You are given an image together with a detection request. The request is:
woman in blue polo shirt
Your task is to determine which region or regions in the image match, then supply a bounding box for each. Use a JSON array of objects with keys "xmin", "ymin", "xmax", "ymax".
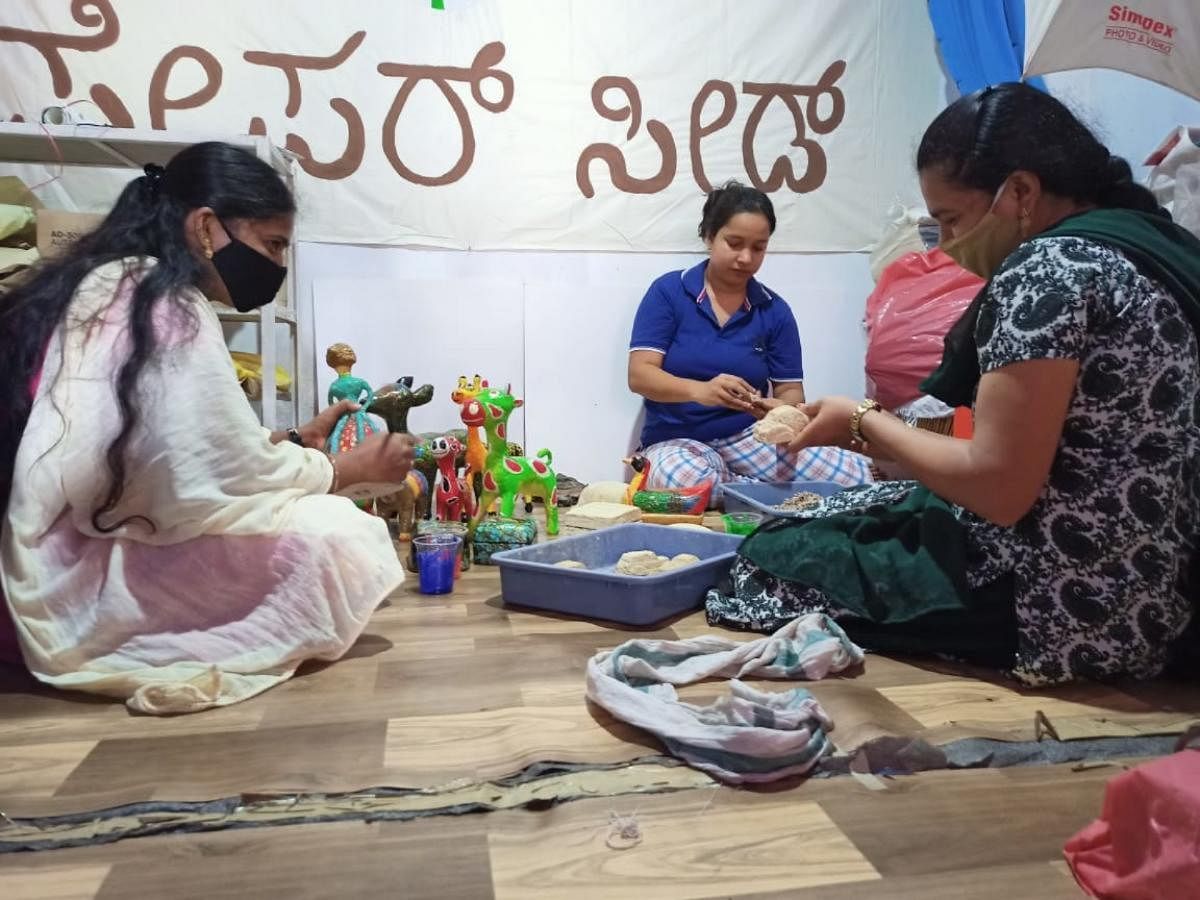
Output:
[{"xmin": 628, "ymin": 181, "xmax": 871, "ymax": 500}]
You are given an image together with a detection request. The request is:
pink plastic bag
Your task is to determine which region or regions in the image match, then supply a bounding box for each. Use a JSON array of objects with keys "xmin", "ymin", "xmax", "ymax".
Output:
[
  {"xmin": 863, "ymin": 248, "xmax": 984, "ymax": 411},
  {"xmin": 1064, "ymin": 747, "xmax": 1200, "ymax": 899}
]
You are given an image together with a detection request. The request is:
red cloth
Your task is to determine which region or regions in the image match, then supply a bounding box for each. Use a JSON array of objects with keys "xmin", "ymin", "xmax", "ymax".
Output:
[
  {"xmin": 1064, "ymin": 749, "xmax": 1200, "ymax": 899},
  {"xmin": 863, "ymin": 248, "xmax": 984, "ymax": 411}
]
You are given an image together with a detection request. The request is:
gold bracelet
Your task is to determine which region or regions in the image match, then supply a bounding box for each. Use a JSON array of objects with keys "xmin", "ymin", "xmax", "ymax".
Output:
[{"xmin": 849, "ymin": 398, "xmax": 882, "ymax": 445}]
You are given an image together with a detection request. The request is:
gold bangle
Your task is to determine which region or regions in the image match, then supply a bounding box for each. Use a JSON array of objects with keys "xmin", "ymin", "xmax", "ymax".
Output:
[{"xmin": 849, "ymin": 399, "xmax": 882, "ymax": 445}]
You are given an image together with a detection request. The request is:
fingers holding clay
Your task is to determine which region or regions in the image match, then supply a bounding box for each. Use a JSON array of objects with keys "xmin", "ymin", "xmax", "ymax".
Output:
[{"xmin": 752, "ymin": 404, "xmax": 811, "ymax": 445}]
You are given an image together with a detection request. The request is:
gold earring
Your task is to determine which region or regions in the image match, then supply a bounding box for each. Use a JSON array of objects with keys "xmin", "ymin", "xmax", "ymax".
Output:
[{"xmin": 204, "ymin": 247, "xmax": 213, "ymax": 260}]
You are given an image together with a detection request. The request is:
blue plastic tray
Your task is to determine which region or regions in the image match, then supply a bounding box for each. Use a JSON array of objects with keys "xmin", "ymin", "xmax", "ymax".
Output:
[
  {"xmin": 491, "ymin": 523, "xmax": 742, "ymax": 626},
  {"xmin": 722, "ymin": 480, "xmax": 845, "ymax": 518}
]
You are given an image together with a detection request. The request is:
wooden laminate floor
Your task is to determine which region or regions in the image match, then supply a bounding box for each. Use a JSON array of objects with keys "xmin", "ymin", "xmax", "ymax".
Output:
[{"xmin": 2, "ymin": 536, "xmax": 1198, "ymax": 898}]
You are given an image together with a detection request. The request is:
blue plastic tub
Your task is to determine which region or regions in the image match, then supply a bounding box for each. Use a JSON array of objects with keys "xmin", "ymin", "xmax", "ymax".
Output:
[
  {"xmin": 491, "ymin": 523, "xmax": 742, "ymax": 626},
  {"xmin": 722, "ymin": 480, "xmax": 845, "ymax": 519}
]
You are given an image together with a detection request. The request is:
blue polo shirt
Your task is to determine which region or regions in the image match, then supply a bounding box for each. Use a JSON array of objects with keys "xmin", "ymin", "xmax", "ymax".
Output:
[{"xmin": 630, "ymin": 260, "xmax": 805, "ymax": 447}]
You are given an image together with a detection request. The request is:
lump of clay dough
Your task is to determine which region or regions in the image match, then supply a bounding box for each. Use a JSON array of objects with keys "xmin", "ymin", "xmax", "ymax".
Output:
[
  {"xmin": 554, "ymin": 560, "xmax": 587, "ymax": 569},
  {"xmin": 659, "ymin": 552, "xmax": 701, "ymax": 572},
  {"xmin": 616, "ymin": 550, "xmax": 668, "ymax": 576},
  {"xmin": 615, "ymin": 550, "xmax": 702, "ymax": 576},
  {"xmin": 752, "ymin": 404, "xmax": 810, "ymax": 445}
]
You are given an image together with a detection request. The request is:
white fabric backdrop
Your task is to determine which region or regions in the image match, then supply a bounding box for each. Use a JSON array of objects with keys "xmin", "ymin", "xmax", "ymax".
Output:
[{"xmin": 0, "ymin": 0, "xmax": 945, "ymax": 251}]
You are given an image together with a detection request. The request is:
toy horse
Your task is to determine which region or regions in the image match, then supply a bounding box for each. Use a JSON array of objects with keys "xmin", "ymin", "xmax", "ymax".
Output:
[
  {"xmin": 368, "ymin": 376, "xmax": 435, "ymax": 435},
  {"xmin": 430, "ymin": 435, "xmax": 473, "ymax": 522},
  {"xmin": 374, "ymin": 470, "xmax": 429, "ymax": 541},
  {"xmin": 366, "ymin": 375, "xmax": 436, "ymax": 520},
  {"xmin": 461, "ymin": 385, "xmax": 559, "ymax": 535}
]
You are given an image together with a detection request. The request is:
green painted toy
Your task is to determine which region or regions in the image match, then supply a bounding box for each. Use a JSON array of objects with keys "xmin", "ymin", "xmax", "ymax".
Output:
[{"xmin": 460, "ymin": 384, "xmax": 559, "ymax": 535}]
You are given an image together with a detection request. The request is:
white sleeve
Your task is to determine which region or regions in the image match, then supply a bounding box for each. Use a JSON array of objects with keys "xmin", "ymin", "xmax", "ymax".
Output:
[{"xmin": 53, "ymin": 287, "xmax": 332, "ymax": 543}]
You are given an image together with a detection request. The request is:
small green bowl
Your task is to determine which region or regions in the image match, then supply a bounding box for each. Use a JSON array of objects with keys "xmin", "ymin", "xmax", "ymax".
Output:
[{"xmin": 723, "ymin": 512, "xmax": 764, "ymax": 536}]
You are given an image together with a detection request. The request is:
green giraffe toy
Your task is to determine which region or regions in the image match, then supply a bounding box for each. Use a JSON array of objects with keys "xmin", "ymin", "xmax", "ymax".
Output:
[{"xmin": 460, "ymin": 384, "xmax": 559, "ymax": 535}]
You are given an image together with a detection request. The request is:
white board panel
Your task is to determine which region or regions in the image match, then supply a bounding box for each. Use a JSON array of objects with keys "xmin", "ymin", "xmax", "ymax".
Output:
[
  {"xmin": 522, "ymin": 281, "xmax": 648, "ymax": 484},
  {"xmin": 312, "ymin": 277, "xmax": 526, "ymax": 444}
]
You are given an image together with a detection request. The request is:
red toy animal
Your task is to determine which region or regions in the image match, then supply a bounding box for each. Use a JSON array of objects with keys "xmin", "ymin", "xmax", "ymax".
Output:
[{"xmin": 430, "ymin": 435, "xmax": 473, "ymax": 522}]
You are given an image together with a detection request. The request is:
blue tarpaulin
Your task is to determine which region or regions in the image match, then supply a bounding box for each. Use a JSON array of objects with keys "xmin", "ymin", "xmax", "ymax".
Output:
[{"xmin": 928, "ymin": 0, "xmax": 1047, "ymax": 95}]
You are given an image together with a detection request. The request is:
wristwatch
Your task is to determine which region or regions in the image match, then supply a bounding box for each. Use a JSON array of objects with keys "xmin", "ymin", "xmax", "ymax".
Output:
[
  {"xmin": 849, "ymin": 398, "xmax": 882, "ymax": 445},
  {"xmin": 286, "ymin": 427, "xmax": 305, "ymax": 447}
]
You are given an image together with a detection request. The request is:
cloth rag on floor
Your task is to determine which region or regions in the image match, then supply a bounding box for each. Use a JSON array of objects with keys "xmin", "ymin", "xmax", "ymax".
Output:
[
  {"xmin": 585, "ymin": 613, "xmax": 864, "ymax": 784},
  {"xmin": 1063, "ymin": 746, "xmax": 1200, "ymax": 899}
]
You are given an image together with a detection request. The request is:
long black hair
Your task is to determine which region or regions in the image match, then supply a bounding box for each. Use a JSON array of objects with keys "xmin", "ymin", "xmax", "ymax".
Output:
[
  {"xmin": 699, "ymin": 179, "xmax": 777, "ymax": 240},
  {"xmin": 916, "ymin": 82, "xmax": 1160, "ymax": 213},
  {"xmin": 0, "ymin": 141, "xmax": 294, "ymax": 531}
]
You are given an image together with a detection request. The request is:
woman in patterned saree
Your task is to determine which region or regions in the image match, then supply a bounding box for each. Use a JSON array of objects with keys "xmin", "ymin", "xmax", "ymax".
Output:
[{"xmin": 709, "ymin": 83, "xmax": 1200, "ymax": 686}]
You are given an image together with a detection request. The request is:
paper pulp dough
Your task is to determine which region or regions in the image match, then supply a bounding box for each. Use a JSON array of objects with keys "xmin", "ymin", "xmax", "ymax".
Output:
[
  {"xmin": 753, "ymin": 405, "xmax": 810, "ymax": 445},
  {"xmin": 615, "ymin": 550, "xmax": 701, "ymax": 576}
]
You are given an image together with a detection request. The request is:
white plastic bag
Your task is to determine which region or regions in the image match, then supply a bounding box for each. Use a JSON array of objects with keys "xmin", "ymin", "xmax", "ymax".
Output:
[
  {"xmin": 869, "ymin": 203, "xmax": 937, "ymax": 283},
  {"xmin": 1146, "ymin": 126, "xmax": 1200, "ymax": 240}
]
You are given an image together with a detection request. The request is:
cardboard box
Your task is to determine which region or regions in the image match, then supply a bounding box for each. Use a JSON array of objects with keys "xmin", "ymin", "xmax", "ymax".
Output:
[
  {"xmin": 37, "ymin": 209, "xmax": 105, "ymax": 258},
  {"xmin": 0, "ymin": 176, "xmax": 42, "ymax": 247}
]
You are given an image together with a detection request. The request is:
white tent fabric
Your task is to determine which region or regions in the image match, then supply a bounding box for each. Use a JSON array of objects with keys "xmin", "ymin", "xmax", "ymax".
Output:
[
  {"xmin": 0, "ymin": 0, "xmax": 947, "ymax": 251},
  {"xmin": 1024, "ymin": 0, "xmax": 1200, "ymax": 100}
]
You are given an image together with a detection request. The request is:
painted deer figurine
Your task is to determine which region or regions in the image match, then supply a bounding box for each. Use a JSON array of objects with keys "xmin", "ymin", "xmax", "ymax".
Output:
[
  {"xmin": 450, "ymin": 374, "xmax": 488, "ymax": 502},
  {"xmin": 460, "ymin": 385, "xmax": 559, "ymax": 535},
  {"xmin": 430, "ymin": 435, "xmax": 473, "ymax": 522}
]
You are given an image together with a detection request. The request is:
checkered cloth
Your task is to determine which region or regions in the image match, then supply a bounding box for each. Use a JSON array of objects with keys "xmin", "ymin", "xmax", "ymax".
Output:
[{"xmin": 642, "ymin": 425, "xmax": 873, "ymax": 503}]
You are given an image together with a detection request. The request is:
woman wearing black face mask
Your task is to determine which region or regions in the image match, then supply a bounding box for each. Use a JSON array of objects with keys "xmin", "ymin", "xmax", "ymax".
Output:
[
  {"xmin": 718, "ymin": 84, "xmax": 1200, "ymax": 686},
  {"xmin": 0, "ymin": 142, "xmax": 413, "ymax": 712}
]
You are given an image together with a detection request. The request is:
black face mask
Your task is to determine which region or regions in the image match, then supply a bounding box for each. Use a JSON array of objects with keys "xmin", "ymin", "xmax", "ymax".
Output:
[{"xmin": 211, "ymin": 221, "xmax": 287, "ymax": 312}]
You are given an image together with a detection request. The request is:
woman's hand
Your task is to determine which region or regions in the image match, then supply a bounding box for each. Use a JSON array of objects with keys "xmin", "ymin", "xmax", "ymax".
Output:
[
  {"xmin": 694, "ymin": 373, "xmax": 760, "ymax": 411},
  {"xmin": 297, "ymin": 400, "xmax": 359, "ymax": 449},
  {"xmin": 351, "ymin": 432, "xmax": 416, "ymax": 484},
  {"xmin": 333, "ymin": 432, "xmax": 416, "ymax": 491},
  {"xmin": 785, "ymin": 395, "xmax": 859, "ymax": 453},
  {"xmin": 748, "ymin": 396, "xmax": 799, "ymax": 420}
]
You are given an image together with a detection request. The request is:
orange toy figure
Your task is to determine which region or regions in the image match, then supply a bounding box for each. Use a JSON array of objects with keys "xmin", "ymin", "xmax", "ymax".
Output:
[{"xmin": 450, "ymin": 375, "xmax": 488, "ymax": 508}]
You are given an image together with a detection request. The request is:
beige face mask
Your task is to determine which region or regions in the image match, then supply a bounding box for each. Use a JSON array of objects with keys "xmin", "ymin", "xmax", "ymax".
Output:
[{"xmin": 940, "ymin": 181, "xmax": 1026, "ymax": 280}]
